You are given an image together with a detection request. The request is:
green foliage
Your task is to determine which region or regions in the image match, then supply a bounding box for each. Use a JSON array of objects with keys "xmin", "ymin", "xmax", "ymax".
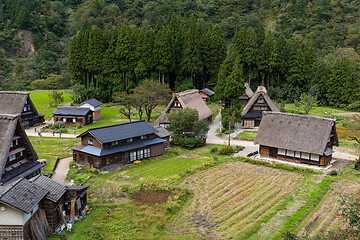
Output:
[
  {"xmin": 329, "ymin": 170, "xmax": 338, "ymax": 176},
  {"xmin": 299, "ymin": 93, "xmax": 318, "ymax": 115},
  {"xmin": 218, "ymin": 146, "xmax": 236, "ymax": 155},
  {"xmin": 168, "ymin": 108, "xmax": 199, "ymax": 138},
  {"xmin": 210, "ymin": 146, "xmax": 218, "ymax": 153},
  {"xmin": 48, "ymin": 90, "xmax": 64, "ymax": 108},
  {"xmin": 177, "ymin": 138, "xmax": 206, "ymax": 149}
]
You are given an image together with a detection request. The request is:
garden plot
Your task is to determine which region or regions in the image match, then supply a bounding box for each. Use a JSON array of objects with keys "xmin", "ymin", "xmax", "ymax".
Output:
[{"xmin": 173, "ymin": 161, "xmax": 303, "ymax": 239}]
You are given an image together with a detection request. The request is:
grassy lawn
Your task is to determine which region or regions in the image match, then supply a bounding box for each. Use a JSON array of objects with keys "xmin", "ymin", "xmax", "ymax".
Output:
[
  {"xmin": 27, "ymin": 90, "xmax": 72, "ymax": 119},
  {"xmin": 285, "ymin": 104, "xmax": 350, "ymax": 115},
  {"xmin": 236, "ymin": 130, "xmax": 257, "ymax": 139},
  {"xmin": 29, "ymin": 136, "xmax": 80, "ymax": 175}
]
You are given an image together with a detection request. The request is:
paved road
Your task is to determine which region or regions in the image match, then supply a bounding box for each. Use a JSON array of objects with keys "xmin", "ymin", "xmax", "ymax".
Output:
[
  {"xmin": 51, "ymin": 157, "xmax": 73, "ymax": 184},
  {"xmin": 25, "ymin": 122, "xmax": 77, "ymax": 138}
]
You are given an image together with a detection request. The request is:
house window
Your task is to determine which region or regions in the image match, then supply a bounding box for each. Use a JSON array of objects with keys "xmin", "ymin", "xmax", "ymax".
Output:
[
  {"xmin": 73, "ymin": 118, "xmax": 76, "ymax": 123},
  {"xmin": 310, "ymin": 154, "xmax": 320, "ymax": 161},
  {"xmin": 10, "ymin": 140, "xmax": 13, "ymax": 148},
  {"xmin": 9, "ymin": 154, "xmax": 16, "ymax": 162},
  {"xmin": 137, "ymin": 149, "xmax": 144, "ymax": 159},
  {"xmin": 302, "ymin": 152, "xmax": 310, "ymax": 159},
  {"xmin": 88, "ymin": 139, "xmax": 93, "ymax": 146},
  {"xmin": 24, "ymin": 106, "xmax": 27, "ymax": 112},
  {"xmin": 19, "ymin": 151, "xmax": 23, "ymax": 157},
  {"xmin": 144, "ymin": 147, "xmax": 151, "ymax": 158},
  {"xmin": 127, "ymin": 138, "xmax": 133, "ymax": 143},
  {"xmin": 141, "ymin": 135, "xmax": 147, "ymax": 140},
  {"xmin": 278, "ymin": 148, "xmax": 286, "ymax": 155},
  {"xmin": 286, "ymin": 150, "xmax": 294, "ymax": 157},
  {"xmin": 112, "ymin": 141, "xmax": 118, "ymax": 146},
  {"xmin": 260, "ymin": 106, "xmax": 267, "ymax": 110},
  {"xmin": 258, "ymin": 98, "xmax": 264, "ymax": 103},
  {"xmin": 130, "ymin": 150, "xmax": 137, "ymax": 162},
  {"xmin": 295, "ymin": 152, "xmax": 301, "ymax": 158}
]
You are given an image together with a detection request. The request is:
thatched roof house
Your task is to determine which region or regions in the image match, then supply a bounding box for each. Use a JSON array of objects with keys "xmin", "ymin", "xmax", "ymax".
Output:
[
  {"xmin": 254, "ymin": 112, "xmax": 339, "ymax": 166},
  {"xmin": 0, "ymin": 114, "xmax": 43, "ymax": 185},
  {"xmin": 239, "ymin": 83, "xmax": 254, "ymax": 105},
  {"xmin": 0, "ymin": 91, "xmax": 45, "ymax": 128},
  {"xmin": 241, "ymin": 86, "xmax": 279, "ymax": 127},
  {"xmin": 153, "ymin": 89, "xmax": 213, "ymax": 128}
]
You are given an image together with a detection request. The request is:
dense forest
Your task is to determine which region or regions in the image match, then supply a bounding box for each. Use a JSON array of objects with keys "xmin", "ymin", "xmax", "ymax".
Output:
[{"xmin": 1, "ymin": 0, "xmax": 360, "ymax": 108}]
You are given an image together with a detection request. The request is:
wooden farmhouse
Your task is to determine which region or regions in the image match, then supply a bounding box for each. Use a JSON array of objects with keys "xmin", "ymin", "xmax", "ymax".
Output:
[
  {"xmin": 0, "ymin": 114, "xmax": 43, "ymax": 186},
  {"xmin": 52, "ymin": 107, "xmax": 93, "ymax": 126},
  {"xmin": 153, "ymin": 89, "xmax": 213, "ymax": 128},
  {"xmin": 239, "ymin": 83, "xmax": 254, "ymax": 106},
  {"xmin": 241, "ymin": 86, "xmax": 279, "ymax": 127},
  {"xmin": 254, "ymin": 112, "xmax": 339, "ymax": 167},
  {"xmin": 71, "ymin": 120, "xmax": 166, "ymax": 169},
  {"xmin": 78, "ymin": 98, "xmax": 103, "ymax": 121},
  {"xmin": 0, "ymin": 91, "xmax": 45, "ymax": 128},
  {"xmin": 0, "ymin": 113, "xmax": 88, "ymax": 238},
  {"xmin": 199, "ymin": 88, "xmax": 215, "ymax": 102}
]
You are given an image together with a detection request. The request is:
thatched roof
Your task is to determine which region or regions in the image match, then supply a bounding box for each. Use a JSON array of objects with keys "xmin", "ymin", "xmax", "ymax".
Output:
[
  {"xmin": 0, "ymin": 91, "xmax": 29, "ymax": 115},
  {"xmin": 244, "ymin": 83, "xmax": 254, "ymax": 97},
  {"xmin": 241, "ymin": 86, "xmax": 279, "ymax": 116},
  {"xmin": 0, "ymin": 114, "xmax": 38, "ymax": 183},
  {"xmin": 153, "ymin": 89, "xmax": 213, "ymax": 126},
  {"xmin": 254, "ymin": 112, "xmax": 339, "ymax": 155}
]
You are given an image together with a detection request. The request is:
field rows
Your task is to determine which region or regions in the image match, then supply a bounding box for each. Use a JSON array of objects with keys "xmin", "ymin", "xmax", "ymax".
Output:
[{"xmin": 173, "ymin": 161, "xmax": 303, "ymax": 239}]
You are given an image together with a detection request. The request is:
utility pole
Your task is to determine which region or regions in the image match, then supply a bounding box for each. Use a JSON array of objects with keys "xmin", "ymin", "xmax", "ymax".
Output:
[
  {"xmin": 228, "ymin": 121, "xmax": 231, "ymax": 146},
  {"xmin": 59, "ymin": 120, "xmax": 61, "ymax": 138}
]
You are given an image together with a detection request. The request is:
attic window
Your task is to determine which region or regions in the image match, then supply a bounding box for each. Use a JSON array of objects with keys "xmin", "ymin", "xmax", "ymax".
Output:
[
  {"xmin": 141, "ymin": 135, "xmax": 147, "ymax": 140},
  {"xmin": 127, "ymin": 138, "xmax": 133, "ymax": 143},
  {"xmin": 88, "ymin": 139, "xmax": 93, "ymax": 146},
  {"xmin": 111, "ymin": 141, "xmax": 118, "ymax": 146},
  {"xmin": 258, "ymin": 98, "xmax": 264, "ymax": 103}
]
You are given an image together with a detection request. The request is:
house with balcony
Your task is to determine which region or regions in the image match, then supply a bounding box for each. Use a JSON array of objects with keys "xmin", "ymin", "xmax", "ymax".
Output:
[{"xmin": 71, "ymin": 120, "xmax": 166, "ymax": 169}]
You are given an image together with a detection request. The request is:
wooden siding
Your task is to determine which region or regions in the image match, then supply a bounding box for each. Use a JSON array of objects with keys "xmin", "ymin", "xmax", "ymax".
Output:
[
  {"xmin": 81, "ymin": 134, "xmax": 103, "ymax": 148},
  {"xmin": 151, "ymin": 143, "xmax": 165, "ymax": 157},
  {"xmin": 93, "ymin": 109, "xmax": 101, "ymax": 121}
]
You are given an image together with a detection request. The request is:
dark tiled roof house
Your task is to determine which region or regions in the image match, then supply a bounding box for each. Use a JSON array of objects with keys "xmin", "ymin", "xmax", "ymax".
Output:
[
  {"xmin": 52, "ymin": 106, "xmax": 93, "ymax": 126},
  {"xmin": 78, "ymin": 98, "xmax": 103, "ymax": 121},
  {"xmin": 71, "ymin": 120, "xmax": 166, "ymax": 169}
]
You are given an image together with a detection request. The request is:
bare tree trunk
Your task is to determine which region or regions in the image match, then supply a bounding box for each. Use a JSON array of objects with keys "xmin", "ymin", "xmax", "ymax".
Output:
[
  {"xmin": 158, "ymin": 72, "xmax": 161, "ymax": 82},
  {"xmin": 162, "ymin": 73, "xmax": 165, "ymax": 84},
  {"xmin": 87, "ymin": 72, "xmax": 89, "ymax": 88},
  {"xmin": 248, "ymin": 67, "xmax": 251, "ymax": 85}
]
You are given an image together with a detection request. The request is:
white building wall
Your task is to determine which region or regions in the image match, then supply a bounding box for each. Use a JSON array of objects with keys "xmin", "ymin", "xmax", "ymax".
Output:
[{"xmin": 0, "ymin": 203, "xmax": 38, "ymax": 225}]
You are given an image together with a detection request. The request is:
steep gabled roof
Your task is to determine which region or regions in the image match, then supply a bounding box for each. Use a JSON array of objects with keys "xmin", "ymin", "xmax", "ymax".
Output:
[
  {"xmin": 153, "ymin": 89, "xmax": 213, "ymax": 126},
  {"xmin": 30, "ymin": 175, "xmax": 67, "ymax": 202},
  {"xmin": 52, "ymin": 107, "xmax": 92, "ymax": 116},
  {"xmin": 241, "ymin": 86, "xmax": 279, "ymax": 116},
  {"xmin": 254, "ymin": 112, "xmax": 339, "ymax": 155},
  {"xmin": 0, "ymin": 178, "xmax": 48, "ymax": 213},
  {"xmin": 0, "ymin": 115, "xmax": 38, "ymax": 182},
  {"xmin": 0, "ymin": 92, "xmax": 29, "ymax": 115},
  {"xmin": 79, "ymin": 98, "xmax": 103, "ymax": 107},
  {"xmin": 78, "ymin": 120, "xmax": 158, "ymax": 144}
]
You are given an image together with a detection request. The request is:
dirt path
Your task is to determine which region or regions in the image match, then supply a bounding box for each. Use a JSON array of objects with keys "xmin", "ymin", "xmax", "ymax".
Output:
[{"xmin": 51, "ymin": 157, "xmax": 73, "ymax": 184}]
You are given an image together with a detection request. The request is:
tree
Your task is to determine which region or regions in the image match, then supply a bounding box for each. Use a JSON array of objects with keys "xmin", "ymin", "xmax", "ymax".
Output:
[
  {"xmin": 48, "ymin": 91, "xmax": 64, "ymax": 108},
  {"xmin": 168, "ymin": 108, "xmax": 199, "ymax": 140},
  {"xmin": 113, "ymin": 92, "xmax": 135, "ymax": 122},
  {"xmin": 299, "ymin": 93, "xmax": 317, "ymax": 115},
  {"xmin": 132, "ymin": 79, "xmax": 172, "ymax": 121}
]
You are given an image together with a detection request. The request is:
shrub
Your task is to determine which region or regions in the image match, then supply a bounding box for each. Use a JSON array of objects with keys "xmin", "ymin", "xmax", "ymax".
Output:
[
  {"xmin": 347, "ymin": 101, "xmax": 360, "ymax": 111},
  {"xmin": 330, "ymin": 170, "xmax": 338, "ymax": 176},
  {"xmin": 219, "ymin": 146, "xmax": 236, "ymax": 155},
  {"xmin": 178, "ymin": 138, "xmax": 206, "ymax": 149},
  {"xmin": 210, "ymin": 146, "xmax": 218, "ymax": 153}
]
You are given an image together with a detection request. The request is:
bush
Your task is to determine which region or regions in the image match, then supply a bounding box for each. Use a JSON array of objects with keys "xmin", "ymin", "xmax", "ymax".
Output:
[
  {"xmin": 178, "ymin": 138, "xmax": 206, "ymax": 149},
  {"xmin": 210, "ymin": 146, "xmax": 218, "ymax": 153},
  {"xmin": 330, "ymin": 170, "xmax": 338, "ymax": 176},
  {"xmin": 219, "ymin": 146, "xmax": 236, "ymax": 155},
  {"xmin": 347, "ymin": 101, "xmax": 360, "ymax": 112}
]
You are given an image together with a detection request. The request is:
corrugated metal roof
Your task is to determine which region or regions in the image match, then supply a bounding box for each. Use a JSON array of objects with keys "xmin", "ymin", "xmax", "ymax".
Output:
[
  {"xmin": 201, "ymin": 88, "xmax": 215, "ymax": 96},
  {"xmin": 82, "ymin": 120, "xmax": 158, "ymax": 144},
  {"xmin": 52, "ymin": 107, "xmax": 91, "ymax": 116},
  {"xmin": 79, "ymin": 138, "xmax": 165, "ymax": 157}
]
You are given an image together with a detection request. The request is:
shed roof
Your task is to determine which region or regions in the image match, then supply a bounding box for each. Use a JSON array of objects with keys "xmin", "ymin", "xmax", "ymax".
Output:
[
  {"xmin": 79, "ymin": 98, "xmax": 103, "ymax": 107},
  {"xmin": 78, "ymin": 120, "xmax": 158, "ymax": 144},
  {"xmin": 30, "ymin": 175, "xmax": 67, "ymax": 202},
  {"xmin": 153, "ymin": 89, "xmax": 213, "ymax": 126},
  {"xmin": 200, "ymin": 88, "xmax": 215, "ymax": 96},
  {"xmin": 254, "ymin": 112, "xmax": 339, "ymax": 155},
  {"xmin": 241, "ymin": 86, "xmax": 279, "ymax": 116},
  {"xmin": 0, "ymin": 178, "xmax": 48, "ymax": 213},
  {"xmin": 155, "ymin": 127, "xmax": 171, "ymax": 138},
  {"xmin": 52, "ymin": 107, "xmax": 92, "ymax": 116}
]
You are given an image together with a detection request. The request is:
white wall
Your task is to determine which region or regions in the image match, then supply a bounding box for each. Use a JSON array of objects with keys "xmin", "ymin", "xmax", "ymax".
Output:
[
  {"xmin": 79, "ymin": 103, "xmax": 95, "ymax": 111},
  {"xmin": 0, "ymin": 203, "xmax": 38, "ymax": 225}
]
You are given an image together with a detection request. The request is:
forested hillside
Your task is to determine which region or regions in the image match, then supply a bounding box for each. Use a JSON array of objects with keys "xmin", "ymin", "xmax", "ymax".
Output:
[{"xmin": 1, "ymin": 0, "xmax": 360, "ymax": 107}]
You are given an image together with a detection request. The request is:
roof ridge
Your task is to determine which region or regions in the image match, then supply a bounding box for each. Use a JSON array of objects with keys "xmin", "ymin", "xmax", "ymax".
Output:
[
  {"xmin": 0, "ymin": 91, "xmax": 28, "ymax": 95},
  {"xmin": 88, "ymin": 120, "xmax": 146, "ymax": 132},
  {"xmin": 263, "ymin": 112, "xmax": 336, "ymax": 122},
  {"xmin": 176, "ymin": 89, "xmax": 199, "ymax": 96},
  {"xmin": 0, "ymin": 114, "xmax": 19, "ymax": 119},
  {"xmin": 0, "ymin": 178, "xmax": 24, "ymax": 197}
]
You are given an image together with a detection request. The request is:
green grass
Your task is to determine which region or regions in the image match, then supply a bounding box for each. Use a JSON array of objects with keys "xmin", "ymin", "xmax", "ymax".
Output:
[
  {"xmin": 236, "ymin": 131, "xmax": 257, "ymax": 139},
  {"xmin": 29, "ymin": 136, "xmax": 80, "ymax": 174},
  {"xmin": 27, "ymin": 90, "xmax": 72, "ymax": 119},
  {"xmin": 285, "ymin": 104, "xmax": 350, "ymax": 115}
]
